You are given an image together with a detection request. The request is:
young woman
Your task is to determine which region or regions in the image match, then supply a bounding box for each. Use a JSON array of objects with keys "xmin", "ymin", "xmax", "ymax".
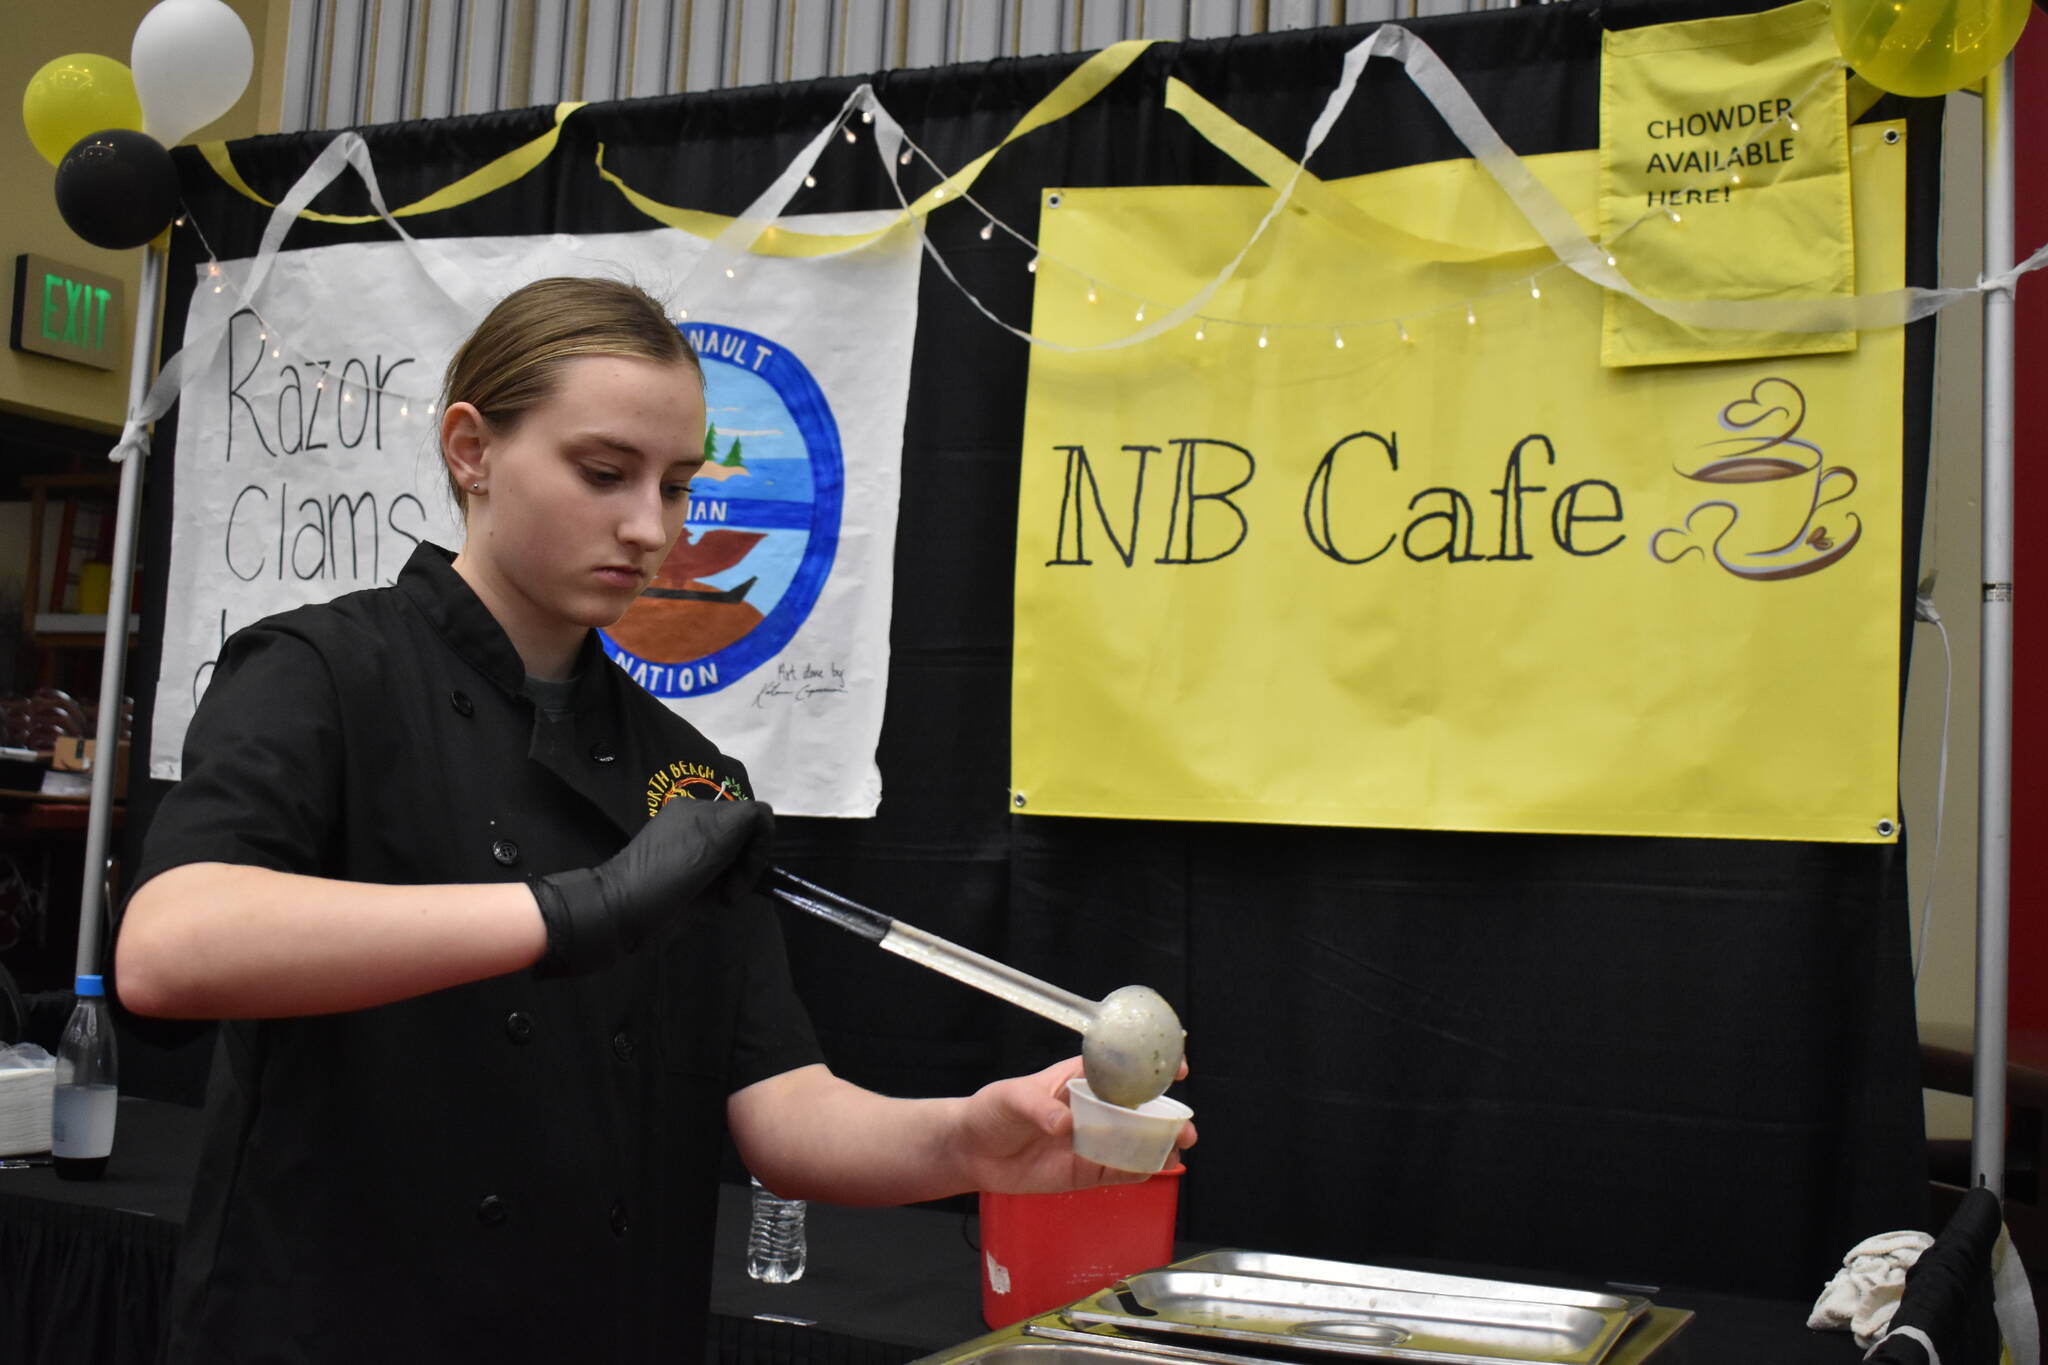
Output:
[{"xmin": 115, "ymin": 277, "xmax": 1192, "ymax": 1363}]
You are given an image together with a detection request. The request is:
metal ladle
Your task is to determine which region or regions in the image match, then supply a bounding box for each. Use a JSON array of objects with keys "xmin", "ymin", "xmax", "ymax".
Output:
[{"xmin": 766, "ymin": 869, "xmax": 1185, "ymax": 1108}]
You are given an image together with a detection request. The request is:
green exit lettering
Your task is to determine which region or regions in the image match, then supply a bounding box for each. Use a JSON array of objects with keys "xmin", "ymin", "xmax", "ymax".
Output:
[{"xmin": 39, "ymin": 273, "xmax": 111, "ymax": 352}]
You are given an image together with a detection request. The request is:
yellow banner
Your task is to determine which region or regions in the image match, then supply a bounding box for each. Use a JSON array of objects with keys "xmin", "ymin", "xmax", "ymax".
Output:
[{"xmin": 1011, "ymin": 124, "xmax": 1906, "ymax": 842}]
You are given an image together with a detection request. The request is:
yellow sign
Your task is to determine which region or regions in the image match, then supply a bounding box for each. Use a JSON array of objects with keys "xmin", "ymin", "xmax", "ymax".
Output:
[
  {"xmin": 1601, "ymin": 0, "xmax": 1856, "ymax": 366},
  {"xmin": 1011, "ymin": 125, "xmax": 1906, "ymax": 842}
]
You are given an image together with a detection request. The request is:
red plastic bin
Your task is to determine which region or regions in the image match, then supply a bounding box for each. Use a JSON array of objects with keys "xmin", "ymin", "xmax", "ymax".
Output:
[{"xmin": 978, "ymin": 1165, "xmax": 1185, "ymax": 1328}]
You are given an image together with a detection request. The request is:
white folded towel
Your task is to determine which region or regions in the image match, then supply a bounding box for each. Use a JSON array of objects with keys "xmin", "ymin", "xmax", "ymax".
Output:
[{"xmin": 1808, "ymin": 1229, "xmax": 1936, "ymax": 1348}]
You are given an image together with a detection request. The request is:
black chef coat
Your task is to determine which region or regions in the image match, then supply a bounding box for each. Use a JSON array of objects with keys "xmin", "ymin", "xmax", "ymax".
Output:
[{"xmin": 130, "ymin": 543, "xmax": 821, "ymax": 1364}]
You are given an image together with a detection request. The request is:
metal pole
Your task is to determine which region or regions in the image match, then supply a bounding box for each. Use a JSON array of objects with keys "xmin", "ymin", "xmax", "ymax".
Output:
[
  {"xmin": 1974, "ymin": 54, "xmax": 2016, "ymax": 1198},
  {"xmin": 72, "ymin": 242, "xmax": 165, "ymax": 983}
]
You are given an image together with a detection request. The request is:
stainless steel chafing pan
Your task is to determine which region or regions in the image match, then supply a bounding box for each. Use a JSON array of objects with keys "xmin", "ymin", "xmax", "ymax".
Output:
[{"xmin": 1061, "ymin": 1267, "xmax": 1649, "ymax": 1365}]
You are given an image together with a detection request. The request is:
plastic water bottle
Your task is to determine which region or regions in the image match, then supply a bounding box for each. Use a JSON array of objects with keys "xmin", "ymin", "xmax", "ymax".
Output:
[
  {"xmin": 746, "ymin": 1174, "xmax": 807, "ymax": 1283},
  {"xmin": 52, "ymin": 974, "xmax": 117, "ymax": 1181}
]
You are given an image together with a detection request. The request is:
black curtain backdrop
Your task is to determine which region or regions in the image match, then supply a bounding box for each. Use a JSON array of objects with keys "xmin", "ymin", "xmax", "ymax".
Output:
[{"xmin": 122, "ymin": 0, "xmax": 1936, "ymax": 1300}]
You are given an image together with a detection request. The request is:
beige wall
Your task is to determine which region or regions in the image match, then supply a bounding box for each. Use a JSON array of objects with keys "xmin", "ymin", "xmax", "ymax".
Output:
[
  {"xmin": 3, "ymin": 0, "xmax": 285, "ymax": 433},
  {"xmin": 1903, "ymin": 91, "xmax": 1990, "ymax": 1143}
]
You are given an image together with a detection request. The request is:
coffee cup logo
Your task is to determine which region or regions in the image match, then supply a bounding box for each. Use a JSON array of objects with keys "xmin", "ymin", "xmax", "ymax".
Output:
[{"xmin": 1650, "ymin": 378, "xmax": 1860, "ymax": 581}]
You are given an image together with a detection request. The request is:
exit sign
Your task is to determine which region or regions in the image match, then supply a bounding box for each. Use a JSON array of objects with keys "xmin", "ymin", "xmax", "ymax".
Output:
[{"xmin": 10, "ymin": 254, "xmax": 123, "ymax": 371}]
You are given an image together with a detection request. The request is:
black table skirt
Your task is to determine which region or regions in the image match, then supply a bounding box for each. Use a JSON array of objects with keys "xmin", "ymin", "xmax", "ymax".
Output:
[{"xmin": 1, "ymin": 1099, "xmax": 1867, "ymax": 1365}]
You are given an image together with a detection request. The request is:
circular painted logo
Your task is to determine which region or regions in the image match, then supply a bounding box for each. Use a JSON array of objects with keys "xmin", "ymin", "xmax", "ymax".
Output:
[{"xmin": 601, "ymin": 323, "xmax": 843, "ymax": 696}]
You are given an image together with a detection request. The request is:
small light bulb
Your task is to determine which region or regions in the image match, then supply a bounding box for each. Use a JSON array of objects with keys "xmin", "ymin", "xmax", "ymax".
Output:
[
  {"xmin": 1530, "ymin": 282, "xmax": 1542, "ymax": 300},
  {"xmin": 979, "ymin": 220, "xmax": 994, "ymax": 241},
  {"xmin": 342, "ymin": 389, "xmax": 353, "ymax": 404},
  {"xmin": 677, "ymin": 307, "xmax": 689, "ymax": 320},
  {"xmin": 1257, "ymin": 327, "xmax": 1269, "ymax": 349},
  {"xmin": 899, "ymin": 149, "xmax": 913, "ymax": 166},
  {"xmin": 208, "ymin": 261, "xmax": 221, "ymax": 277},
  {"xmin": 1466, "ymin": 305, "xmax": 1477, "ymax": 326},
  {"xmin": 1731, "ymin": 172, "xmax": 1741, "ymax": 185},
  {"xmin": 861, "ymin": 109, "xmax": 874, "ymax": 124},
  {"xmin": 213, "ymin": 283, "xmax": 223, "ymax": 293},
  {"xmin": 1606, "ymin": 254, "xmax": 1617, "ymax": 267},
  {"xmin": 1026, "ymin": 256, "xmax": 1039, "ymax": 274},
  {"xmin": 1135, "ymin": 304, "xmax": 1146, "ymax": 322},
  {"xmin": 1788, "ymin": 118, "xmax": 1801, "ymax": 132},
  {"xmin": 1333, "ymin": 329, "xmax": 1344, "ymax": 349},
  {"xmin": 258, "ymin": 330, "xmax": 267, "ymax": 341},
  {"xmin": 427, "ymin": 401, "xmax": 438, "ymax": 415},
  {"xmin": 1667, "ymin": 208, "xmax": 1682, "ymax": 223},
  {"xmin": 932, "ymin": 186, "xmax": 946, "ymax": 201},
  {"xmin": 316, "ymin": 377, "xmax": 325, "ymax": 390},
  {"xmin": 724, "ymin": 265, "xmax": 736, "ymax": 278},
  {"xmin": 804, "ymin": 174, "xmax": 816, "ymax": 188},
  {"xmin": 1398, "ymin": 321, "xmax": 1411, "ymax": 344},
  {"xmin": 1194, "ymin": 322, "xmax": 1206, "ymax": 341},
  {"xmin": 843, "ymin": 127, "xmax": 856, "ymax": 144},
  {"xmin": 401, "ymin": 402, "xmax": 410, "ymax": 417},
  {"xmin": 271, "ymin": 347, "xmax": 280, "ymax": 358},
  {"xmin": 1086, "ymin": 284, "xmax": 1098, "ymax": 304},
  {"xmin": 174, "ymin": 216, "xmax": 186, "ymax": 227}
]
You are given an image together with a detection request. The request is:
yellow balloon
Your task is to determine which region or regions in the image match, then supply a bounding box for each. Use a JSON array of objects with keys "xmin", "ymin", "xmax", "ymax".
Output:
[
  {"xmin": 21, "ymin": 53, "xmax": 144, "ymax": 168},
  {"xmin": 1832, "ymin": 0, "xmax": 2032, "ymax": 97}
]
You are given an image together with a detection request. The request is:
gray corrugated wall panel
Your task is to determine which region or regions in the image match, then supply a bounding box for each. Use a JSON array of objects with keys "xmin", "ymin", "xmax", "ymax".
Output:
[
  {"xmin": 281, "ymin": 0, "xmax": 1437, "ymax": 125},
  {"xmin": 956, "ymin": 0, "xmax": 1006, "ymax": 63},
  {"xmin": 1016, "ymin": 0, "xmax": 1064, "ymax": 55},
  {"xmin": 365, "ymin": 0, "xmax": 416, "ymax": 125},
  {"xmin": 627, "ymin": 0, "xmax": 679, "ymax": 96},
  {"xmin": 323, "ymin": 0, "xmax": 368, "ymax": 128},
  {"xmin": 418, "ymin": 0, "xmax": 460, "ymax": 118},
  {"xmin": 1078, "ymin": 0, "xmax": 1129, "ymax": 50},
  {"xmin": 728, "ymin": 0, "xmax": 776, "ymax": 86},
  {"xmin": 280, "ymin": 0, "xmax": 322, "ymax": 132},
  {"xmin": 902, "ymin": 0, "xmax": 950, "ymax": 69},
  {"xmin": 789, "ymin": 1, "xmax": 834, "ymax": 81},
  {"xmin": 528, "ymin": 0, "xmax": 569, "ymax": 101},
  {"xmin": 1185, "ymin": 0, "xmax": 1234, "ymax": 38},
  {"xmin": 1138, "ymin": 1, "xmax": 1187, "ymax": 39},
  {"xmin": 837, "ymin": 0, "xmax": 889, "ymax": 74},
  {"xmin": 684, "ymin": 0, "xmax": 728, "ymax": 91},
  {"xmin": 581, "ymin": 0, "xmax": 627, "ymax": 102}
]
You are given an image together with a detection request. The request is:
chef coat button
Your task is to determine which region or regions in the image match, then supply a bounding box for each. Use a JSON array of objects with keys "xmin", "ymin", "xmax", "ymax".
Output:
[
  {"xmin": 590, "ymin": 741, "xmax": 616, "ymax": 763},
  {"xmin": 478, "ymin": 1195, "xmax": 508, "ymax": 1227},
  {"xmin": 491, "ymin": 838, "xmax": 520, "ymax": 866},
  {"xmin": 505, "ymin": 1012, "xmax": 533, "ymax": 1043},
  {"xmin": 611, "ymin": 1031, "xmax": 634, "ymax": 1061},
  {"xmin": 610, "ymin": 1201, "xmax": 630, "ymax": 1238},
  {"xmin": 450, "ymin": 689, "xmax": 474, "ymax": 717}
]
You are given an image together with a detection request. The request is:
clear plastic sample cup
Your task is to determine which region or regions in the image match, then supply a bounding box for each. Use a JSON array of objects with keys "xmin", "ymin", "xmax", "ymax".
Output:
[{"xmin": 1067, "ymin": 1077, "xmax": 1191, "ymax": 1174}]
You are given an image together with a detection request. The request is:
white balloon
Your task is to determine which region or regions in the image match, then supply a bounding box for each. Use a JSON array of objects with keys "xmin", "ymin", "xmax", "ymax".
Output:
[{"xmin": 132, "ymin": 0, "xmax": 255, "ymax": 146}]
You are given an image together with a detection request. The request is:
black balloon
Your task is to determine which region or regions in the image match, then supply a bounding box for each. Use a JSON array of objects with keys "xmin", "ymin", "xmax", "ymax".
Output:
[{"xmin": 54, "ymin": 129, "xmax": 179, "ymax": 251}]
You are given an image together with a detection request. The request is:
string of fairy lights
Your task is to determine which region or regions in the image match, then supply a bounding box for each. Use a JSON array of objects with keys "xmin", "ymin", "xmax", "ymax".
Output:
[{"xmin": 169, "ymin": 76, "xmax": 1822, "ymax": 417}]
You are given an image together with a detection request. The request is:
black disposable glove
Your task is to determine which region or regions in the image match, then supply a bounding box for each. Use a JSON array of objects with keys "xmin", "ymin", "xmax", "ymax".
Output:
[{"xmin": 528, "ymin": 797, "xmax": 774, "ymax": 976}]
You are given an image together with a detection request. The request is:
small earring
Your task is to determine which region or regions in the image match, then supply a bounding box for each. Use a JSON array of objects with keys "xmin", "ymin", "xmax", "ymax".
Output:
[{"xmin": 470, "ymin": 482, "xmax": 483, "ymax": 492}]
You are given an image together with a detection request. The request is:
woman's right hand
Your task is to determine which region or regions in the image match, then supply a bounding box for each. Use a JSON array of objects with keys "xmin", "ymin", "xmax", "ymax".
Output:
[{"xmin": 528, "ymin": 797, "xmax": 774, "ymax": 975}]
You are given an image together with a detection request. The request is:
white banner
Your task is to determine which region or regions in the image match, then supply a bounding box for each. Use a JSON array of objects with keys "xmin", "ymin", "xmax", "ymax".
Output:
[{"xmin": 150, "ymin": 222, "xmax": 918, "ymax": 817}]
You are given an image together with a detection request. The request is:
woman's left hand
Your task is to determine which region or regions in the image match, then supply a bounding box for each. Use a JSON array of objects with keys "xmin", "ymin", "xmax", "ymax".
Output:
[{"xmin": 955, "ymin": 1055, "xmax": 1196, "ymax": 1194}]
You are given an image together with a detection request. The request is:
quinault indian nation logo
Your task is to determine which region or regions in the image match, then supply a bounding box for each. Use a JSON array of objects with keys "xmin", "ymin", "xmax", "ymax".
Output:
[
  {"xmin": 601, "ymin": 323, "xmax": 844, "ymax": 697},
  {"xmin": 1649, "ymin": 377, "xmax": 1859, "ymax": 582}
]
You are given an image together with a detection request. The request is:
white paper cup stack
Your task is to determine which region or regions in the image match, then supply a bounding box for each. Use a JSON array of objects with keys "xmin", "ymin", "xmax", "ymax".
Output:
[{"xmin": 0, "ymin": 1044, "xmax": 55, "ymax": 1157}]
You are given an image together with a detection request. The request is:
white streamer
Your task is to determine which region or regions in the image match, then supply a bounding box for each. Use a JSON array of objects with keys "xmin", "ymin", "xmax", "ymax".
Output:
[{"xmin": 126, "ymin": 132, "xmax": 493, "ymax": 436}]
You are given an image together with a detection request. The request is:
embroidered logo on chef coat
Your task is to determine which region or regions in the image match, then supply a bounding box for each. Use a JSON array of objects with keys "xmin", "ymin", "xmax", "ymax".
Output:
[
  {"xmin": 601, "ymin": 323, "xmax": 844, "ymax": 698},
  {"xmin": 645, "ymin": 760, "xmax": 749, "ymax": 817}
]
